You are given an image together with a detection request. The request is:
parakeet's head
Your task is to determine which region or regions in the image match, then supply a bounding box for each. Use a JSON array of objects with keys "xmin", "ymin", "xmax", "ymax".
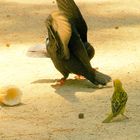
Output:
[{"xmin": 113, "ymin": 79, "xmax": 123, "ymax": 90}]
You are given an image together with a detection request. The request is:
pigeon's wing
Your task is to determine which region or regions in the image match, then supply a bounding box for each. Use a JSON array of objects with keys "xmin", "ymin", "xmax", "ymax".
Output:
[
  {"xmin": 56, "ymin": 0, "xmax": 88, "ymax": 42},
  {"xmin": 69, "ymin": 28, "xmax": 111, "ymax": 85},
  {"xmin": 69, "ymin": 29, "xmax": 92, "ymax": 70},
  {"xmin": 46, "ymin": 11, "xmax": 72, "ymax": 59}
]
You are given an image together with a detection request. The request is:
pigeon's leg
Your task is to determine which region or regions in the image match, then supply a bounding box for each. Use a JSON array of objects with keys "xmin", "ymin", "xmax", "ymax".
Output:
[
  {"xmin": 74, "ymin": 75, "xmax": 85, "ymax": 80},
  {"xmin": 51, "ymin": 77, "xmax": 66, "ymax": 87},
  {"xmin": 57, "ymin": 77, "xmax": 66, "ymax": 85},
  {"xmin": 51, "ymin": 73, "xmax": 69, "ymax": 87}
]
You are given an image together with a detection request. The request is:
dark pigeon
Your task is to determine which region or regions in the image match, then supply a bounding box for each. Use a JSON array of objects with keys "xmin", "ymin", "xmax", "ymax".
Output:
[{"xmin": 45, "ymin": 0, "xmax": 111, "ymax": 85}]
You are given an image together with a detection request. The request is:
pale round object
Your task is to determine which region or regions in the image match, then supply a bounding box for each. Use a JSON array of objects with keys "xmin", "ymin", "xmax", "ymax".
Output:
[{"xmin": 0, "ymin": 85, "xmax": 22, "ymax": 106}]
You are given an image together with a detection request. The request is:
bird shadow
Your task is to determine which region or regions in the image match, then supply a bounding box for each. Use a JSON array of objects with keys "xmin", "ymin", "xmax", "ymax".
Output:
[
  {"xmin": 31, "ymin": 78, "xmax": 112, "ymax": 103},
  {"xmin": 0, "ymin": 103, "xmax": 26, "ymax": 108},
  {"xmin": 31, "ymin": 78, "xmax": 56, "ymax": 84},
  {"xmin": 108, "ymin": 116, "xmax": 129, "ymax": 124}
]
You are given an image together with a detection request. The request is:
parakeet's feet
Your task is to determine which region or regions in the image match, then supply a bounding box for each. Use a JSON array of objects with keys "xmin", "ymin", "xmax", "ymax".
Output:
[
  {"xmin": 51, "ymin": 78, "xmax": 66, "ymax": 87},
  {"xmin": 121, "ymin": 114, "xmax": 129, "ymax": 119}
]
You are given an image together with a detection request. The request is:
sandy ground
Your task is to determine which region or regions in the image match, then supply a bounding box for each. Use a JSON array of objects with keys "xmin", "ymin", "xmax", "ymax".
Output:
[{"xmin": 0, "ymin": 0, "xmax": 140, "ymax": 139}]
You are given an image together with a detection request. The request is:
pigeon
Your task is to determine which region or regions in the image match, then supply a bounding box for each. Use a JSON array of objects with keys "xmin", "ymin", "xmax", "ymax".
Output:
[{"xmin": 45, "ymin": 0, "xmax": 111, "ymax": 86}]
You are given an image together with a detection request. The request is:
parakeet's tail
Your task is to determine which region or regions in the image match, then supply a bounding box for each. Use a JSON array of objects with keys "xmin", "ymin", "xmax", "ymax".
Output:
[{"xmin": 102, "ymin": 113, "xmax": 114, "ymax": 123}]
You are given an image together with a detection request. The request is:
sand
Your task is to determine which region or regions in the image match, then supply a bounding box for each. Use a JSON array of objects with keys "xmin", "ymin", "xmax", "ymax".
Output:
[{"xmin": 0, "ymin": 0, "xmax": 140, "ymax": 139}]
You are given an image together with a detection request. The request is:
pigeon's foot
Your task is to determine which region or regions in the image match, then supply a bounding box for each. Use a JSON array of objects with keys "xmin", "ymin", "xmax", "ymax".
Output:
[
  {"xmin": 74, "ymin": 75, "xmax": 85, "ymax": 80},
  {"xmin": 51, "ymin": 78, "xmax": 66, "ymax": 87}
]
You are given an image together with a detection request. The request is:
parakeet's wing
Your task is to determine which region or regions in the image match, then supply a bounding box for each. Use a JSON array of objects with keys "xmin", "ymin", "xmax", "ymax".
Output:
[
  {"xmin": 111, "ymin": 90, "xmax": 128, "ymax": 116},
  {"xmin": 46, "ymin": 11, "xmax": 72, "ymax": 59},
  {"xmin": 56, "ymin": 0, "xmax": 88, "ymax": 42}
]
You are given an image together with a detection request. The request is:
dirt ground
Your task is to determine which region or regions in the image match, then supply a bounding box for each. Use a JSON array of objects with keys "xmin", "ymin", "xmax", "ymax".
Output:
[{"xmin": 0, "ymin": 0, "xmax": 140, "ymax": 140}]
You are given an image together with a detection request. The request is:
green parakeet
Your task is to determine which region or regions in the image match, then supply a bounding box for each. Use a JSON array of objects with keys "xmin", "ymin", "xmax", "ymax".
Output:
[{"xmin": 103, "ymin": 79, "xmax": 128, "ymax": 123}]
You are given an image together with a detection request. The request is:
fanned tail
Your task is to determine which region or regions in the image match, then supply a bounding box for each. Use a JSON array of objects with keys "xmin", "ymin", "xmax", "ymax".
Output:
[{"xmin": 102, "ymin": 113, "xmax": 114, "ymax": 123}]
